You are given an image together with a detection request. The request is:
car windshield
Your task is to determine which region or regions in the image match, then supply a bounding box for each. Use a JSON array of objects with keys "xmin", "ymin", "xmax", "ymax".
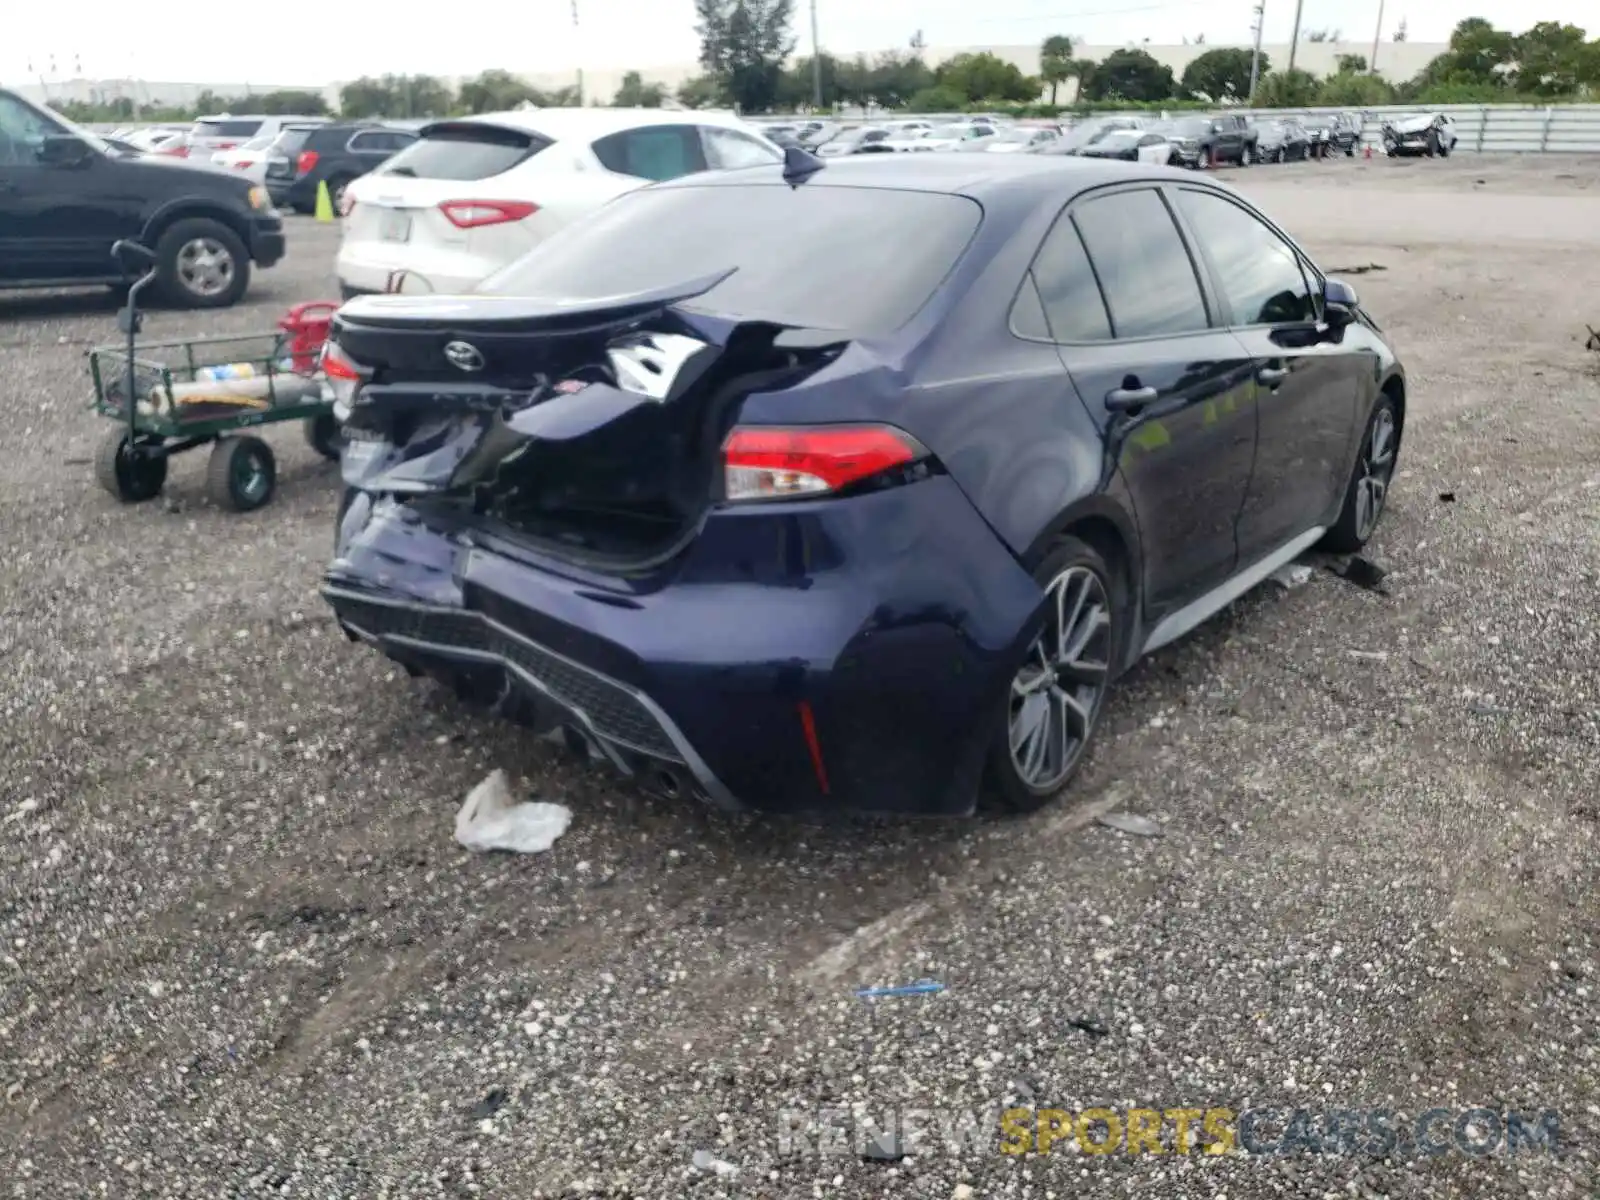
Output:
[
  {"xmin": 1173, "ymin": 118, "xmax": 1212, "ymax": 136},
  {"xmin": 927, "ymin": 124, "xmax": 972, "ymax": 139},
  {"xmin": 378, "ymin": 121, "xmax": 547, "ymax": 180},
  {"xmin": 477, "ymin": 183, "xmax": 983, "ymax": 338},
  {"xmin": 1302, "ymin": 116, "xmax": 1333, "ymax": 128},
  {"xmin": 1096, "ymin": 130, "xmax": 1143, "ymax": 145}
]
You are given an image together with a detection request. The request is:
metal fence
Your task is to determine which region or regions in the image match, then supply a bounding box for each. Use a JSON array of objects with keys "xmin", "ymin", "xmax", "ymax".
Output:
[{"xmin": 751, "ymin": 104, "xmax": 1600, "ymax": 154}]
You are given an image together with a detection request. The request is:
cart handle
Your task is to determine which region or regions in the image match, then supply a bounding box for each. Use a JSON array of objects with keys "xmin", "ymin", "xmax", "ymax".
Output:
[{"xmin": 280, "ymin": 300, "xmax": 341, "ymax": 324}]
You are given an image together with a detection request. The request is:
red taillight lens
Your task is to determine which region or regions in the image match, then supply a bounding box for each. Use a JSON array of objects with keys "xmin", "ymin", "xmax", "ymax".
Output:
[
  {"xmin": 163, "ymin": 145, "xmax": 189, "ymax": 157},
  {"xmin": 438, "ymin": 200, "xmax": 538, "ymax": 229},
  {"xmin": 234, "ymin": 160, "xmax": 254, "ymax": 169},
  {"xmin": 320, "ymin": 342, "xmax": 370, "ymax": 420},
  {"xmin": 216, "ymin": 141, "xmax": 237, "ymax": 151},
  {"xmin": 722, "ymin": 425, "xmax": 924, "ymax": 502},
  {"xmin": 296, "ymin": 150, "xmax": 319, "ymax": 175}
]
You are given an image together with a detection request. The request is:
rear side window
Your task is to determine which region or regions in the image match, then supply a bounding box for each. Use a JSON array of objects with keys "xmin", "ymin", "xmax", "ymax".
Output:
[
  {"xmin": 592, "ymin": 125, "xmax": 707, "ymax": 181},
  {"xmin": 702, "ymin": 126, "xmax": 781, "ymax": 170},
  {"xmin": 274, "ymin": 127, "xmax": 318, "ymax": 155},
  {"xmin": 1025, "ymin": 213, "xmax": 1113, "ymax": 342},
  {"xmin": 478, "ymin": 184, "xmax": 981, "ymax": 338},
  {"xmin": 194, "ymin": 119, "xmax": 262, "ymax": 139},
  {"xmin": 378, "ymin": 122, "xmax": 546, "ymax": 181},
  {"xmin": 1071, "ymin": 189, "xmax": 1210, "ymax": 339}
]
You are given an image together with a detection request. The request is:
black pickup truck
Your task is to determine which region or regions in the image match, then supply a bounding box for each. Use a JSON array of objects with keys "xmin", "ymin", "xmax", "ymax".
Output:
[{"xmin": 0, "ymin": 87, "xmax": 285, "ymax": 308}]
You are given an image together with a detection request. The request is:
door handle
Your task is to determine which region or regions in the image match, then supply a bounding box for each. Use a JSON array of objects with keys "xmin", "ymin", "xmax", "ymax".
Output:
[
  {"xmin": 1257, "ymin": 366, "xmax": 1288, "ymax": 386},
  {"xmin": 1105, "ymin": 384, "xmax": 1157, "ymax": 412}
]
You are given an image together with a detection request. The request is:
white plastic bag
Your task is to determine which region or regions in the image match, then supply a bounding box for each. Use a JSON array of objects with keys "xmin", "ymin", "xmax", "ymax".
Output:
[{"xmin": 454, "ymin": 769, "xmax": 571, "ymax": 855}]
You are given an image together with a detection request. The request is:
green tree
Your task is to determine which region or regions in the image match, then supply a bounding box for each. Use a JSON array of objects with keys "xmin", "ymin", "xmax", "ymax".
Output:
[
  {"xmin": 868, "ymin": 49, "xmax": 935, "ymax": 108},
  {"xmin": 935, "ymin": 51, "xmax": 1040, "ymax": 103},
  {"xmin": 676, "ymin": 74, "xmax": 727, "ymax": 109},
  {"xmin": 1068, "ymin": 58, "xmax": 1098, "ymax": 100},
  {"xmin": 1180, "ymin": 47, "xmax": 1260, "ymax": 100},
  {"xmin": 254, "ymin": 89, "xmax": 329, "ymax": 116},
  {"xmin": 1252, "ymin": 67, "xmax": 1319, "ymax": 107},
  {"xmin": 694, "ymin": 0, "xmax": 796, "ymax": 112},
  {"xmin": 612, "ymin": 71, "xmax": 668, "ymax": 107},
  {"xmin": 1334, "ymin": 53, "xmax": 1368, "ymax": 74},
  {"xmin": 1317, "ymin": 71, "xmax": 1394, "ymax": 107},
  {"xmin": 339, "ymin": 74, "xmax": 454, "ymax": 119},
  {"xmin": 1513, "ymin": 22, "xmax": 1590, "ymax": 96},
  {"xmin": 778, "ymin": 53, "xmax": 841, "ymax": 108},
  {"xmin": 1415, "ymin": 17, "xmax": 1516, "ymax": 91},
  {"xmin": 1080, "ymin": 48, "xmax": 1175, "ymax": 102},
  {"xmin": 457, "ymin": 70, "xmax": 541, "ymax": 114},
  {"xmin": 1039, "ymin": 35, "xmax": 1075, "ymax": 105},
  {"xmin": 907, "ymin": 84, "xmax": 968, "ymax": 113}
]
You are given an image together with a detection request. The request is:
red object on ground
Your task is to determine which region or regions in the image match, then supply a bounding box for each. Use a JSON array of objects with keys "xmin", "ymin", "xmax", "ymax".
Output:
[
  {"xmin": 1364, "ymin": 144, "xmax": 1373, "ymax": 159},
  {"xmin": 278, "ymin": 301, "xmax": 341, "ymax": 374}
]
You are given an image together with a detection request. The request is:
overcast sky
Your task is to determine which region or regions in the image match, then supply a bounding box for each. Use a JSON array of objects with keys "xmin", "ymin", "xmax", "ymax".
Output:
[{"xmin": 4, "ymin": 0, "xmax": 1595, "ymax": 86}]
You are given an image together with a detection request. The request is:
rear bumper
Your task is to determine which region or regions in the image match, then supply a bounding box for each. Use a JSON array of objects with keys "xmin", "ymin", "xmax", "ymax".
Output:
[
  {"xmin": 250, "ymin": 216, "xmax": 286, "ymax": 268},
  {"xmin": 323, "ymin": 479, "xmax": 1045, "ymax": 817}
]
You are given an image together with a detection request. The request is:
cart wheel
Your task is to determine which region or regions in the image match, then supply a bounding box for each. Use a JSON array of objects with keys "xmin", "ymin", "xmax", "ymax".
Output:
[
  {"xmin": 206, "ymin": 436, "xmax": 277, "ymax": 512},
  {"xmin": 304, "ymin": 412, "xmax": 345, "ymax": 461},
  {"xmin": 95, "ymin": 428, "xmax": 167, "ymax": 503}
]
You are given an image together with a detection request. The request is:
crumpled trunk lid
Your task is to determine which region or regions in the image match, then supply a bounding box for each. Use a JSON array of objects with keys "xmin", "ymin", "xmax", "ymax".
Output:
[{"xmin": 329, "ymin": 278, "xmax": 846, "ymax": 568}]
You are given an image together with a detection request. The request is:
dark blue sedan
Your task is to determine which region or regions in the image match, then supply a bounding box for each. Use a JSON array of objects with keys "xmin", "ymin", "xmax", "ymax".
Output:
[{"xmin": 320, "ymin": 151, "xmax": 1406, "ymax": 817}]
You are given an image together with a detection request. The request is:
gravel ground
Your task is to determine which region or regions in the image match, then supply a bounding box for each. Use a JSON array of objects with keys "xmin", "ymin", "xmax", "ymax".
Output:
[{"xmin": 3, "ymin": 156, "xmax": 1600, "ymax": 1198}]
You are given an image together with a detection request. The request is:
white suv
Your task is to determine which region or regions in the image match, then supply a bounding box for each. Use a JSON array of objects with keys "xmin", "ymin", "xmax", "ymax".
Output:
[
  {"xmin": 334, "ymin": 108, "xmax": 783, "ymax": 297},
  {"xmin": 177, "ymin": 114, "xmax": 327, "ymax": 160}
]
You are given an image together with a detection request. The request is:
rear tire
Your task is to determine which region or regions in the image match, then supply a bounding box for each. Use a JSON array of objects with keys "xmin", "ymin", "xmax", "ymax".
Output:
[
  {"xmin": 984, "ymin": 536, "xmax": 1123, "ymax": 815},
  {"xmin": 154, "ymin": 217, "xmax": 250, "ymax": 310},
  {"xmin": 206, "ymin": 435, "xmax": 276, "ymax": 512},
  {"xmin": 304, "ymin": 412, "xmax": 345, "ymax": 460}
]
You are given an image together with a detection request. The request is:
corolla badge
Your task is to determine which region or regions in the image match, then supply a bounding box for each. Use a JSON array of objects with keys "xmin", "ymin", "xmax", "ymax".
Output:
[{"xmin": 443, "ymin": 341, "xmax": 485, "ymax": 372}]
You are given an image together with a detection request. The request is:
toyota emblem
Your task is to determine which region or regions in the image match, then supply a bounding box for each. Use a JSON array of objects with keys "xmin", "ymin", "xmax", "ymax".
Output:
[{"xmin": 443, "ymin": 341, "xmax": 485, "ymax": 372}]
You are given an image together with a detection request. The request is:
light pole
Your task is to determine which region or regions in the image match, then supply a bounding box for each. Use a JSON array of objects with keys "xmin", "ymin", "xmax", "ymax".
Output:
[
  {"xmin": 1369, "ymin": 0, "xmax": 1385, "ymax": 74},
  {"xmin": 810, "ymin": 0, "xmax": 822, "ymax": 110},
  {"xmin": 572, "ymin": 0, "xmax": 585, "ymax": 106},
  {"xmin": 1287, "ymin": 0, "xmax": 1305, "ymax": 73},
  {"xmin": 1248, "ymin": 2, "xmax": 1265, "ymax": 101}
]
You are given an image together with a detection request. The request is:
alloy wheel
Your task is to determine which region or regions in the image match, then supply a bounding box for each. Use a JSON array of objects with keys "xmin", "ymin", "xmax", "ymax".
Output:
[
  {"xmin": 177, "ymin": 237, "xmax": 234, "ymax": 297},
  {"xmin": 1008, "ymin": 565, "xmax": 1112, "ymax": 792},
  {"xmin": 1355, "ymin": 407, "xmax": 1397, "ymax": 541}
]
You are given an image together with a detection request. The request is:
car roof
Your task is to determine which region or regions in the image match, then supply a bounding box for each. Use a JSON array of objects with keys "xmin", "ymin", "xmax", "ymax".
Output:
[
  {"xmin": 651, "ymin": 153, "xmax": 1203, "ymax": 201},
  {"xmin": 429, "ymin": 107, "xmax": 759, "ymax": 140}
]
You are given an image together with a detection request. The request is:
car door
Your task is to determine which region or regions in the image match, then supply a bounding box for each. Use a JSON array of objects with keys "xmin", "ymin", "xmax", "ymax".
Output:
[
  {"xmin": 1033, "ymin": 185, "xmax": 1258, "ymax": 616},
  {"xmin": 1136, "ymin": 134, "xmax": 1170, "ymax": 165},
  {"xmin": 0, "ymin": 93, "xmax": 132, "ymax": 281},
  {"xmin": 1170, "ymin": 185, "xmax": 1366, "ymax": 561}
]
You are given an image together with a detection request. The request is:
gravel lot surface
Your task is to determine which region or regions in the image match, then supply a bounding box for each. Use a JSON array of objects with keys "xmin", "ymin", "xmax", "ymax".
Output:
[{"xmin": 3, "ymin": 154, "xmax": 1599, "ymax": 1198}]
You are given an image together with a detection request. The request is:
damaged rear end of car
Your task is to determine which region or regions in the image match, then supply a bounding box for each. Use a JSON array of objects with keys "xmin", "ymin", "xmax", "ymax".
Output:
[{"xmin": 321, "ymin": 170, "xmax": 1045, "ymax": 817}]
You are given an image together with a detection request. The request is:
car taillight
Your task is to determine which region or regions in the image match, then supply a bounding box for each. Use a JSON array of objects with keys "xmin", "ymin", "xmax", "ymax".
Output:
[
  {"xmin": 438, "ymin": 200, "xmax": 538, "ymax": 229},
  {"xmin": 320, "ymin": 341, "xmax": 371, "ymax": 422},
  {"xmin": 297, "ymin": 150, "xmax": 319, "ymax": 175},
  {"xmin": 235, "ymin": 160, "xmax": 254, "ymax": 169},
  {"xmin": 163, "ymin": 145, "xmax": 189, "ymax": 157},
  {"xmin": 338, "ymin": 192, "xmax": 356, "ymax": 217},
  {"xmin": 216, "ymin": 141, "xmax": 237, "ymax": 150},
  {"xmin": 721, "ymin": 425, "xmax": 926, "ymax": 502}
]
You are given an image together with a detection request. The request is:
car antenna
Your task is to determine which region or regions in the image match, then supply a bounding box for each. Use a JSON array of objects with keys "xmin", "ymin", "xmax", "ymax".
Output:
[{"xmin": 781, "ymin": 144, "xmax": 825, "ymax": 187}]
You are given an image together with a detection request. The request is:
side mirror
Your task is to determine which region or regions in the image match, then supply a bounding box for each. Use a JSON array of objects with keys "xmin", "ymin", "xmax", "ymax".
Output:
[
  {"xmin": 38, "ymin": 134, "xmax": 93, "ymax": 167},
  {"xmin": 1323, "ymin": 277, "xmax": 1360, "ymax": 327}
]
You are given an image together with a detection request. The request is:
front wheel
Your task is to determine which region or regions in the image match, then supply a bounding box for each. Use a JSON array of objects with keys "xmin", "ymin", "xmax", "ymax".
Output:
[
  {"xmin": 154, "ymin": 217, "xmax": 251, "ymax": 310},
  {"xmin": 1240, "ymin": 143, "xmax": 1254, "ymax": 166},
  {"xmin": 206, "ymin": 435, "xmax": 277, "ymax": 512},
  {"xmin": 984, "ymin": 537, "xmax": 1121, "ymax": 814},
  {"xmin": 1322, "ymin": 396, "xmax": 1400, "ymax": 554},
  {"xmin": 304, "ymin": 411, "xmax": 345, "ymax": 460}
]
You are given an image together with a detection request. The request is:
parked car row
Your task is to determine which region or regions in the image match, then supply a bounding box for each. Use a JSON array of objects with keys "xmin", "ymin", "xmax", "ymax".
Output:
[{"xmin": 1038, "ymin": 110, "xmax": 1371, "ymax": 169}]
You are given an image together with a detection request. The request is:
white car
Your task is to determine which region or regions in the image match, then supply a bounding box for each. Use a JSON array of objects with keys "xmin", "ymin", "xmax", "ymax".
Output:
[
  {"xmin": 124, "ymin": 125, "xmax": 188, "ymax": 154},
  {"xmin": 177, "ymin": 114, "xmax": 327, "ymax": 160},
  {"xmin": 1381, "ymin": 112, "xmax": 1458, "ymax": 157},
  {"xmin": 958, "ymin": 126, "xmax": 1061, "ymax": 154},
  {"xmin": 209, "ymin": 133, "xmax": 280, "ymax": 183},
  {"xmin": 912, "ymin": 122, "xmax": 997, "ymax": 152},
  {"xmin": 335, "ymin": 108, "xmax": 784, "ymax": 297}
]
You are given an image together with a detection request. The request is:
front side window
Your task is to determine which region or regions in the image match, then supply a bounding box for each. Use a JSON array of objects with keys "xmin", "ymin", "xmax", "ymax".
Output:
[
  {"xmin": 1071, "ymin": 189, "xmax": 1210, "ymax": 340},
  {"xmin": 0, "ymin": 94, "xmax": 67, "ymax": 166},
  {"xmin": 1175, "ymin": 189, "xmax": 1316, "ymax": 326},
  {"xmin": 592, "ymin": 125, "xmax": 708, "ymax": 182}
]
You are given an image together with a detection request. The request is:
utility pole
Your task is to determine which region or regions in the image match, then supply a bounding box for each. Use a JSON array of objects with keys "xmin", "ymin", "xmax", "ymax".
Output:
[
  {"xmin": 1287, "ymin": 0, "xmax": 1304, "ymax": 73},
  {"xmin": 809, "ymin": 0, "xmax": 822, "ymax": 110},
  {"xmin": 1248, "ymin": 2, "xmax": 1265, "ymax": 101},
  {"xmin": 572, "ymin": 0, "xmax": 585, "ymax": 106},
  {"xmin": 1369, "ymin": 0, "xmax": 1385, "ymax": 74}
]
